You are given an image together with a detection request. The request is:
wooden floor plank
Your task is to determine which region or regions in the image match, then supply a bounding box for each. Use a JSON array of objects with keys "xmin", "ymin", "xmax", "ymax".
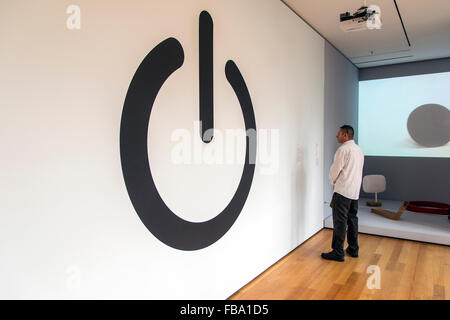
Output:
[{"xmin": 229, "ymin": 229, "xmax": 450, "ymax": 300}]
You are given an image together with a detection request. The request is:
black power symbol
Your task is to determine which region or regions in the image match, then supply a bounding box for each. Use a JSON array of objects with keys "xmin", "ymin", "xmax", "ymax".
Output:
[{"xmin": 120, "ymin": 11, "xmax": 256, "ymax": 250}]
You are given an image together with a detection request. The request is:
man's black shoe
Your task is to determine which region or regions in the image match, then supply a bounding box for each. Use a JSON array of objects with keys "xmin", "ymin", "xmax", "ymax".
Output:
[
  {"xmin": 345, "ymin": 248, "xmax": 359, "ymax": 258},
  {"xmin": 321, "ymin": 251, "xmax": 344, "ymax": 262}
]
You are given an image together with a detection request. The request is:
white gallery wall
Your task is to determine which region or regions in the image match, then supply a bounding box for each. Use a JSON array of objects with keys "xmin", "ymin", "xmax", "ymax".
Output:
[
  {"xmin": 0, "ymin": 0, "xmax": 324, "ymax": 299},
  {"xmin": 323, "ymin": 42, "xmax": 359, "ymax": 215}
]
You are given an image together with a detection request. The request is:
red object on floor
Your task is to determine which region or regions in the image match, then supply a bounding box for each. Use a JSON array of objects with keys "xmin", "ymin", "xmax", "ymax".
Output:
[{"xmin": 406, "ymin": 201, "xmax": 450, "ymax": 215}]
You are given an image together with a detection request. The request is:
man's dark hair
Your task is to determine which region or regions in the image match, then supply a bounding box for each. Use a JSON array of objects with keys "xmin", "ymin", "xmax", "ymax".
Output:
[{"xmin": 340, "ymin": 125, "xmax": 354, "ymax": 139}]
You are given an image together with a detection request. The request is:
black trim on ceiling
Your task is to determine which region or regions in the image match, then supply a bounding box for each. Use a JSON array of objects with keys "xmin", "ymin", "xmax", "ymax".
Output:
[
  {"xmin": 355, "ymin": 55, "xmax": 414, "ymax": 65},
  {"xmin": 394, "ymin": 0, "xmax": 411, "ymax": 47},
  {"xmin": 350, "ymin": 49, "xmax": 411, "ymax": 60}
]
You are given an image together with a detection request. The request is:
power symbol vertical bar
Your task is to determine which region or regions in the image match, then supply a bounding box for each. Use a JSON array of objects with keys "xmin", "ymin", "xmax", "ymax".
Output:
[{"xmin": 199, "ymin": 10, "xmax": 214, "ymax": 143}]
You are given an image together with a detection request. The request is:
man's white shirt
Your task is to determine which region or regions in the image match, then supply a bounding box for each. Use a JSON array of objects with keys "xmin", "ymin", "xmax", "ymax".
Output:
[{"xmin": 329, "ymin": 140, "xmax": 365, "ymax": 200}]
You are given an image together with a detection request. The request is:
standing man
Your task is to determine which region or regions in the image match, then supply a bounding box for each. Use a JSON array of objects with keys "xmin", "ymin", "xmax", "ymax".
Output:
[{"xmin": 322, "ymin": 125, "xmax": 365, "ymax": 262}]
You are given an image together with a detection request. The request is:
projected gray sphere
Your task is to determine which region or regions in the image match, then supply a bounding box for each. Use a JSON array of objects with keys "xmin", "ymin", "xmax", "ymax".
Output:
[{"xmin": 407, "ymin": 104, "xmax": 450, "ymax": 147}]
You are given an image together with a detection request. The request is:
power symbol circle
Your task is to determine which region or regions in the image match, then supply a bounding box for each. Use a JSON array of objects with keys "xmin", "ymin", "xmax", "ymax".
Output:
[{"xmin": 120, "ymin": 11, "xmax": 256, "ymax": 250}]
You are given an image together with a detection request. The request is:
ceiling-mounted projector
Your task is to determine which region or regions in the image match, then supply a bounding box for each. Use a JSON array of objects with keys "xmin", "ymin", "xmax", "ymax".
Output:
[{"xmin": 340, "ymin": 5, "xmax": 382, "ymax": 32}]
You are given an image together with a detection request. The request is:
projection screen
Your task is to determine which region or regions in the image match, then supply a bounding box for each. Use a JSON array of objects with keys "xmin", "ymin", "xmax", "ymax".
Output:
[{"xmin": 358, "ymin": 71, "xmax": 450, "ymax": 157}]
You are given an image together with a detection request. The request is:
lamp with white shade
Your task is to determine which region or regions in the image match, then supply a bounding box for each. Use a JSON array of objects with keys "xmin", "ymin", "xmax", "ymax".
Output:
[{"xmin": 362, "ymin": 175, "xmax": 386, "ymax": 207}]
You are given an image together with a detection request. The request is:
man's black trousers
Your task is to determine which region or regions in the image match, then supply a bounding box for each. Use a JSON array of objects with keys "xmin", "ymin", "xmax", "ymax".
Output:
[{"xmin": 331, "ymin": 192, "xmax": 359, "ymax": 257}]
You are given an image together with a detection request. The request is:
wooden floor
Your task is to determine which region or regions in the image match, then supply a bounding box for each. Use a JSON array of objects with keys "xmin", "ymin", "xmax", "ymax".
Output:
[{"xmin": 229, "ymin": 229, "xmax": 450, "ymax": 300}]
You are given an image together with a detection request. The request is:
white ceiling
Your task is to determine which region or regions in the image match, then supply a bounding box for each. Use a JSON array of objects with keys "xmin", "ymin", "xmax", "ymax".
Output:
[{"xmin": 282, "ymin": 0, "xmax": 450, "ymax": 68}]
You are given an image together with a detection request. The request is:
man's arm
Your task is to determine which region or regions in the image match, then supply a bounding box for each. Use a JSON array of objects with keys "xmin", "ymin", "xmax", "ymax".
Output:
[{"xmin": 329, "ymin": 148, "xmax": 345, "ymax": 186}]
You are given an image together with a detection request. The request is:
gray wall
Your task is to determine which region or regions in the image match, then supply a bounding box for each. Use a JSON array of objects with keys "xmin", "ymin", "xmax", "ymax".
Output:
[
  {"xmin": 359, "ymin": 57, "xmax": 450, "ymax": 203},
  {"xmin": 359, "ymin": 57, "xmax": 450, "ymax": 81},
  {"xmin": 324, "ymin": 42, "xmax": 359, "ymax": 217}
]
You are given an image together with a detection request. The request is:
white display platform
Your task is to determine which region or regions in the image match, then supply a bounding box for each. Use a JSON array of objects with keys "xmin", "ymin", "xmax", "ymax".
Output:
[{"xmin": 324, "ymin": 198, "xmax": 450, "ymax": 246}]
